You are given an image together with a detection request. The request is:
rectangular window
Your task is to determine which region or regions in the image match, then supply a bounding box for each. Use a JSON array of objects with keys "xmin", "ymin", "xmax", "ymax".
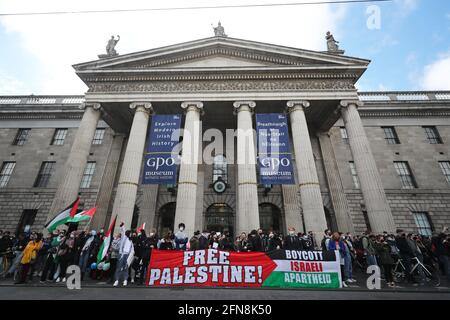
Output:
[
  {"xmin": 382, "ymin": 127, "xmax": 400, "ymax": 144},
  {"xmin": 439, "ymin": 161, "xmax": 450, "ymax": 185},
  {"xmin": 16, "ymin": 209, "xmax": 38, "ymax": 236},
  {"xmin": 423, "ymin": 126, "xmax": 443, "ymax": 144},
  {"xmin": 349, "ymin": 161, "xmax": 360, "ymax": 189},
  {"xmin": 34, "ymin": 161, "xmax": 55, "ymax": 188},
  {"xmin": 92, "ymin": 128, "xmax": 105, "ymax": 145},
  {"xmin": 340, "ymin": 127, "xmax": 349, "ymax": 144},
  {"xmin": 394, "ymin": 161, "xmax": 417, "ymax": 189},
  {"xmin": 80, "ymin": 161, "xmax": 96, "ymax": 188},
  {"xmin": 13, "ymin": 128, "xmax": 30, "ymax": 146},
  {"xmin": 51, "ymin": 128, "xmax": 68, "ymax": 145},
  {"xmin": 413, "ymin": 212, "xmax": 433, "ymax": 236},
  {"xmin": 0, "ymin": 161, "xmax": 16, "ymax": 187}
]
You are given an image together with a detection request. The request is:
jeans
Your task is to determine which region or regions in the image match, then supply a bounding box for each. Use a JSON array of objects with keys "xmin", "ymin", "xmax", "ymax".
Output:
[
  {"xmin": 114, "ymin": 254, "xmax": 129, "ymax": 282},
  {"xmin": 8, "ymin": 251, "xmax": 23, "ymax": 277},
  {"xmin": 344, "ymin": 254, "xmax": 353, "ymax": 280},
  {"xmin": 366, "ymin": 254, "xmax": 378, "ymax": 267},
  {"xmin": 78, "ymin": 251, "xmax": 90, "ymax": 278}
]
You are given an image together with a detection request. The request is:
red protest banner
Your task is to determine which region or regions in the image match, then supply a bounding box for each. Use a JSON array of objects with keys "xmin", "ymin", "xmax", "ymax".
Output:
[{"xmin": 146, "ymin": 249, "xmax": 277, "ymax": 287}]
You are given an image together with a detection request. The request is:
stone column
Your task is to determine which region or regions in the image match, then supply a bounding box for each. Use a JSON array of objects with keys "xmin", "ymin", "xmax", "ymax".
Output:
[
  {"xmin": 287, "ymin": 101, "xmax": 327, "ymax": 246},
  {"xmin": 110, "ymin": 102, "xmax": 153, "ymax": 231},
  {"xmin": 174, "ymin": 102, "xmax": 203, "ymax": 238},
  {"xmin": 281, "ymin": 184, "xmax": 303, "ymax": 233},
  {"xmin": 47, "ymin": 103, "xmax": 101, "ymax": 222},
  {"xmin": 90, "ymin": 133, "xmax": 125, "ymax": 231},
  {"xmin": 138, "ymin": 184, "xmax": 159, "ymax": 233},
  {"xmin": 317, "ymin": 131, "xmax": 354, "ymax": 233},
  {"xmin": 233, "ymin": 101, "xmax": 260, "ymax": 235},
  {"xmin": 340, "ymin": 100, "xmax": 396, "ymax": 233}
]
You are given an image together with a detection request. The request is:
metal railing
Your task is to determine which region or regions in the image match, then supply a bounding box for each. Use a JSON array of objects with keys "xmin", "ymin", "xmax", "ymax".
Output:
[{"xmin": 0, "ymin": 95, "xmax": 84, "ymax": 105}]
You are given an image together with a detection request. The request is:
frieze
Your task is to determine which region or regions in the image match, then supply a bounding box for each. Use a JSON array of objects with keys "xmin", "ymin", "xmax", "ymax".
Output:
[
  {"xmin": 82, "ymin": 72, "xmax": 359, "ymax": 82},
  {"xmin": 88, "ymin": 79, "xmax": 355, "ymax": 93}
]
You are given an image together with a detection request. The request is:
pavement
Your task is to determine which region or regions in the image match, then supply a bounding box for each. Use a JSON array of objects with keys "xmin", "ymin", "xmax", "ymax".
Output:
[{"xmin": 0, "ymin": 271, "xmax": 449, "ymax": 300}]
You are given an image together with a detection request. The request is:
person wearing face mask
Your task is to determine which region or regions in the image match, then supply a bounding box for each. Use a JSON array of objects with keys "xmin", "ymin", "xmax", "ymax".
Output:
[
  {"xmin": 283, "ymin": 227, "xmax": 303, "ymax": 250},
  {"xmin": 113, "ymin": 223, "xmax": 134, "ymax": 287},
  {"xmin": 375, "ymin": 235, "xmax": 395, "ymax": 287},
  {"xmin": 40, "ymin": 231, "xmax": 62, "ymax": 282},
  {"xmin": 107, "ymin": 233, "xmax": 121, "ymax": 284},
  {"xmin": 174, "ymin": 223, "xmax": 188, "ymax": 251},
  {"xmin": 267, "ymin": 232, "xmax": 281, "ymax": 251},
  {"xmin": 321, "ymin": 229, "xmax": 332, "ymax": 251},
  {"xmin": 301, "ymin": 233, "xmax": 314, "ymax": 251},
  {"xmin": 327, "ymin": 232, "xmax": 348, "ymax": 287},
  {"xmin": 78, "ymin": 230, "xmax": 98, "ymax": 281},
  {"xmin": 55, "ymin": 231, "xmax": 76, "ymax": 283},
  {"xmin": 199, "ymin": 230, "xmax": 210, "ymax": 250}
]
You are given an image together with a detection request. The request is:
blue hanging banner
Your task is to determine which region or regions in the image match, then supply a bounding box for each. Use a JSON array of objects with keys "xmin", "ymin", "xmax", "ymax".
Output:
[
  {"xmin": 143, "ymin": 114, "xmax": 182, "ymax": 185},
  {"xmin": 256, "ymin": 113, "xmax": 295, "ymax": 185}
]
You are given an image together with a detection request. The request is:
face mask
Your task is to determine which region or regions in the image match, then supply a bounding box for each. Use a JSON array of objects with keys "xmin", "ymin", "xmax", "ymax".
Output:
[
  {"xmin": 149, "ymin": 233, "xmax": 154, "ymax": 237},
  {"xmin": 179, "ymin": 227, "xmax": 184, "ymax": 232},
  {"xmin": 289, "ymin": 231, "xmax": 295, "ymax": 236}
]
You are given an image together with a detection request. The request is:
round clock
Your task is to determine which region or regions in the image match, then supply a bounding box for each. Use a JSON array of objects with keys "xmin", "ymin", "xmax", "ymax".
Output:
[{"xmin": 213, "ymin": 180, "xmax": 227, "ymax": 194}]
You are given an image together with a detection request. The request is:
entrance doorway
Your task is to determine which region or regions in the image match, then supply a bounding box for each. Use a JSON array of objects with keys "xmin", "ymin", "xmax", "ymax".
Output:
[
  {"xmin": 157, "ymin": 202, "xmax": 176, "ymax": 237},
  {"xmin": 205, "ymin": 203, "xmax": 234, "ymax": 238},
  {"xmin": 259, "ymin": 203, "xmax": 282, "ymax": 233}
]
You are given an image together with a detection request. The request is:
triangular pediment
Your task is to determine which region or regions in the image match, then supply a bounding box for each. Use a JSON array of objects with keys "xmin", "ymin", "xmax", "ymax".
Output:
[{"xmin": 73, "ymin": 36, "xmax": 370, "ymax": 72}]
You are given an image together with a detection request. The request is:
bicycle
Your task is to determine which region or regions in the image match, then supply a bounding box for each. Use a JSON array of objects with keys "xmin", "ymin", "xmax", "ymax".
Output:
[{"xmin": 393, "ymin": 256, "xmax": 440, "ymax": 287}]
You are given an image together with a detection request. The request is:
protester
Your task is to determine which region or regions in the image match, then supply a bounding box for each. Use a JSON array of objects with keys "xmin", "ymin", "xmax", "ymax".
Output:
[
  {"xmin": 375, "ymin": 235, "xmax": 395, "ymax": 287},
  {"xmin": 15, "ymin": 233, "xmax": 43, "ymax": 284},
  {"xmin": 362, "ymin": 232, "xmax": 378, "ymax": 267},
  {"xmin": 283, "ymin": 227, "xmax": 303, "ymax": 250},
  {"xmin": 113, "ymin": 222, "xmax": 133, "ymax": 287}
]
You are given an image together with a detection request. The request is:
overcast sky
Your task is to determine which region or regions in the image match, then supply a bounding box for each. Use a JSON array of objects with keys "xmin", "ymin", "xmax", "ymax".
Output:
[{"xmin": 0, "ymin": 0, "xmax": 449, "ymax": 95}]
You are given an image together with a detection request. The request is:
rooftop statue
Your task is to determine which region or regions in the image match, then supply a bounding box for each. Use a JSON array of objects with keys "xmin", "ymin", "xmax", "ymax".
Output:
[
  {"xmin": 106, "ymin": 35, "xmax": 120, "ymax": 56},
  {"xmin": 326, "ymin": 31, "xmax": 344, "ymax": 54},
  {"xmin": 213, "ymin": 21, "xmax": 227, "ymax": 37}
]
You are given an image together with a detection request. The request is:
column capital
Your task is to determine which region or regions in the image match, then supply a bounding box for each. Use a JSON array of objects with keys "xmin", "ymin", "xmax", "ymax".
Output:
[
  {"xmin": 233, "ymin": 101, "xmax": 256, "ymax": 115},
  {"xmin": 339, "ymin": 100, "xmax": 364, "ymax": 109},
  {"xmin": 130, "ymin": 102, "xmax": 153, "ymax": 114},
  {"xmin": 79, "ymin": 102, "xmax": 101, "ymax": 111},
  {"xmin": 181, "ymin": 101, "xmax": 204, "ymax": 115},
  {"xmin": 286, "ymin": 100, "xmax": 310, "ymax": 112}
]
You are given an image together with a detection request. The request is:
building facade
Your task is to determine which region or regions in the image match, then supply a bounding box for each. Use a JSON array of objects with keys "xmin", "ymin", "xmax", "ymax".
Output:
[{"xmin": 1, "ymin": 36, "xmax": 449, "ymax": 241}]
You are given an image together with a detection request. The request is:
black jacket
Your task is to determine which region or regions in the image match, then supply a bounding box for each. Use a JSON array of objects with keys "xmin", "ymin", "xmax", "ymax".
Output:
[
  {"xmin": 395, "ymin": 235, "xmax": 415, "ymax": 257},
  {"xmin": 248, "ymin": 235, "xmax": 264, "ymax": 252},
  {"xmin": 283, "ymin": 235, "xmax": 303, "ymax": 250}
]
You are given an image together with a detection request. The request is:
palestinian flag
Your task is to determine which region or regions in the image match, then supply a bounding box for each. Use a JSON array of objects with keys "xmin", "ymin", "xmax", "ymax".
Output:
[
  {"xmin": 136, "ymin": 222, "xmax": 146, "ymax": 234},
  {"xmin": 45, "ymin": 197, "xmax": 80, "ymax": 232},
  {"xmin": 262, "ymin": 250, "xmax": 342, "ymax": 289},
  {"xmin": 97, "ymin": 215, "xmax": 117, "ymax": 264},
  {"xmin": 67, "ymin": 207, "xmax": 97, "ymax": 223}
]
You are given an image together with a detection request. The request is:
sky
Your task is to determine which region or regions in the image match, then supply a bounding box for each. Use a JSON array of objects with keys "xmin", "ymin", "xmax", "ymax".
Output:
[{"xmin": 0, "ymin": 0, "xmax": 449, "ymax": 95}]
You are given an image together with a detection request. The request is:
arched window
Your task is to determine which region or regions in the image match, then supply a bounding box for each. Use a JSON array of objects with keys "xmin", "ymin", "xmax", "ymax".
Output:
[{"xmin": 213, "ymin": 154, "xmax": 227, "ymax": 183}]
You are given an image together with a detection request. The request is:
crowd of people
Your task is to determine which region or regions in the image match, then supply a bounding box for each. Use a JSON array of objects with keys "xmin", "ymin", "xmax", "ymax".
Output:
[{"xmin": 0, "ymin": 224, "xmax": 449, "ymax": 288}]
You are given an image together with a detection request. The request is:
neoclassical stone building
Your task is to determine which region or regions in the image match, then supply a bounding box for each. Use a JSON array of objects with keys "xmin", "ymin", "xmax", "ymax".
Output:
[{"xmin": 1, "ymin": 34, "xmax": 449, "ymax": 241}]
